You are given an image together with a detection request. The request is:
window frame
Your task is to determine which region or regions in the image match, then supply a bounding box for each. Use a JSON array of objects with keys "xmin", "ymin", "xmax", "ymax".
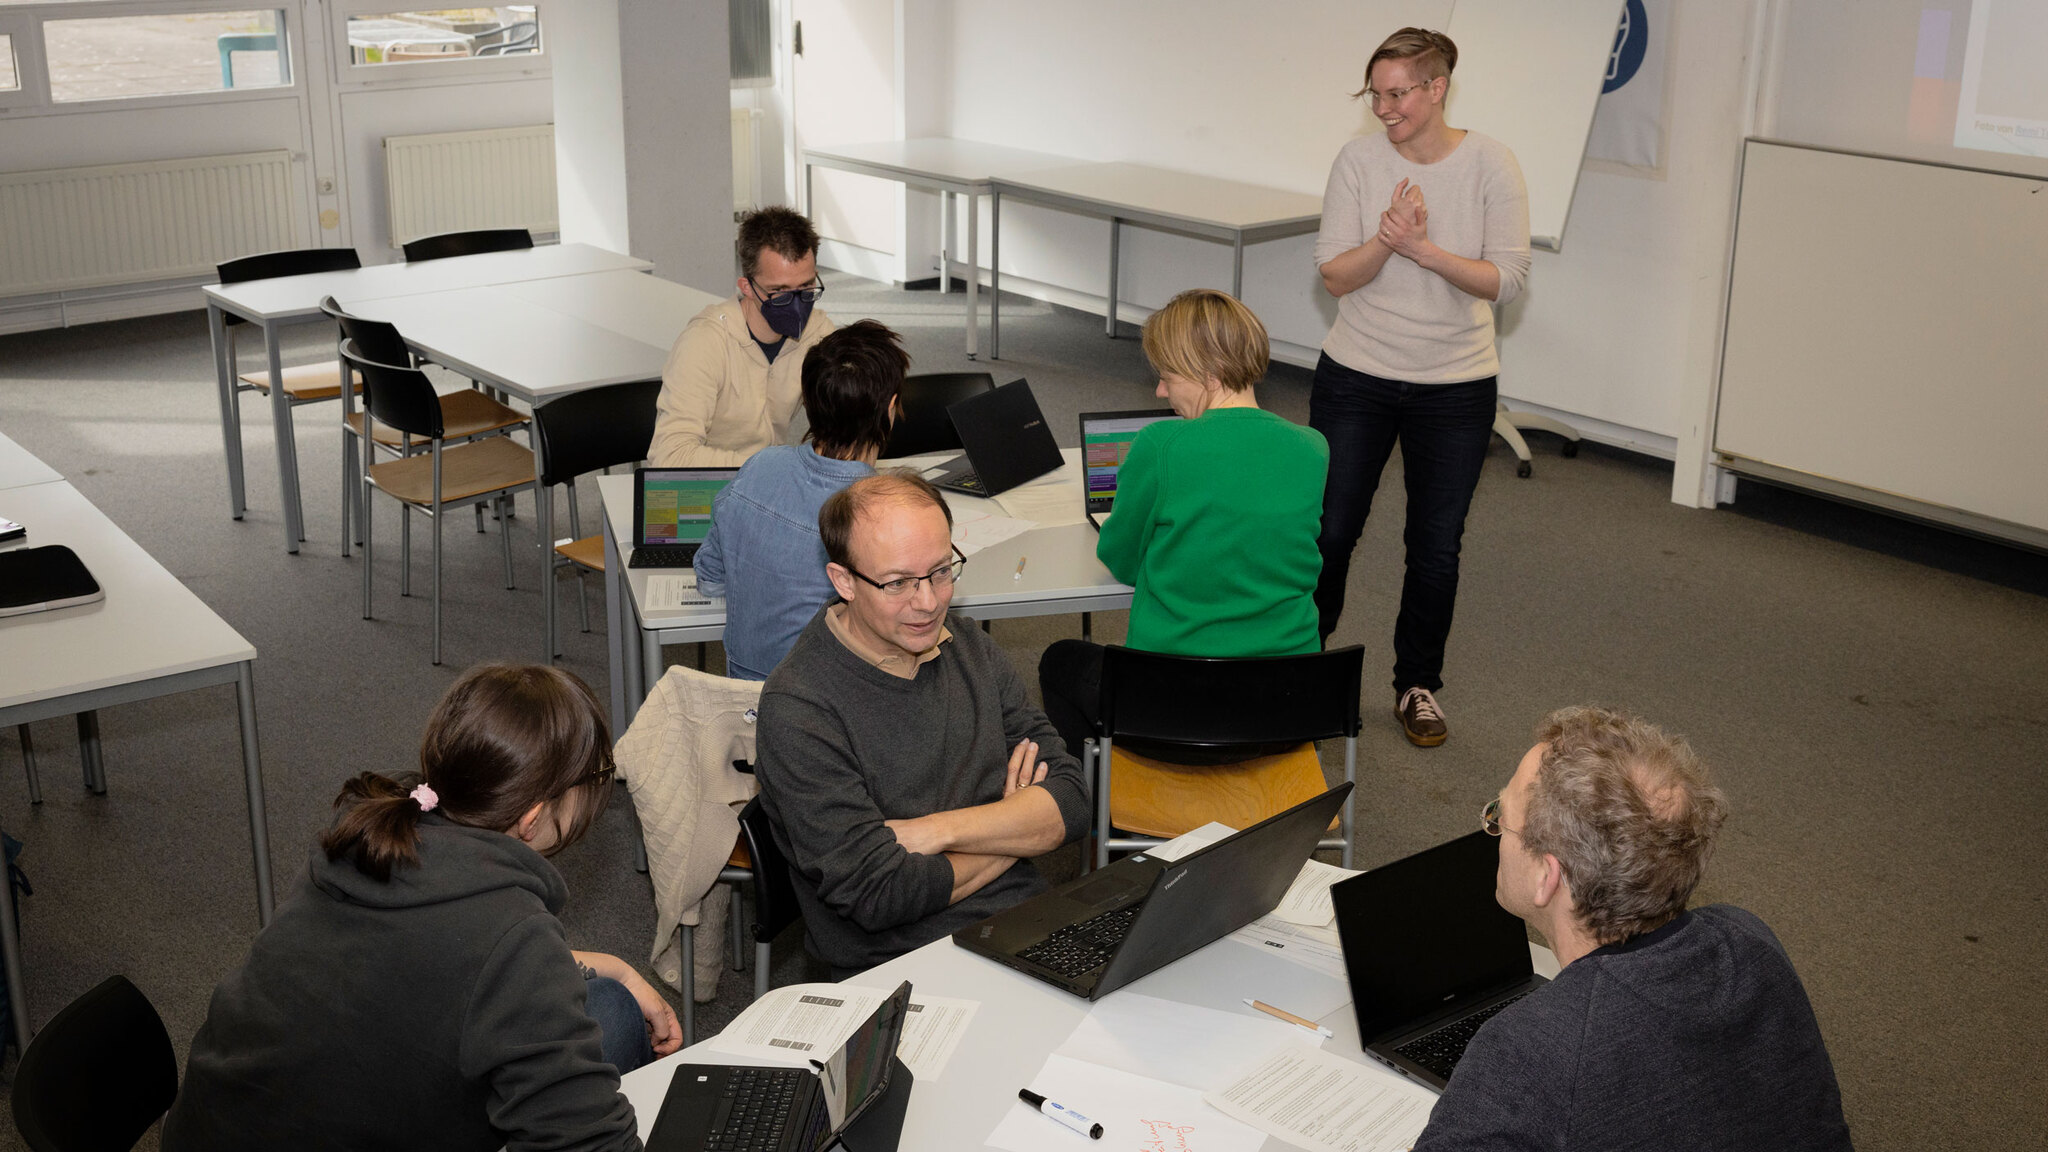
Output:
[
  {"xmin": 0, "ymin": 0, "xmax": 298, "ymax": 114},
  {"xmin": 328, "ymin": 0, "xmax": 547, "ymax": 89},
  {"xmin": 0, "ymin": 11, "xmax": 48, "ymax": 110}
]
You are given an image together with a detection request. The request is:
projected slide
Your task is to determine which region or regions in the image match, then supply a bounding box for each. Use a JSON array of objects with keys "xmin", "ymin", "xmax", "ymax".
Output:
[{"xmin": 1954, "ymin": 0, "xmax": 2048, "ymax": 158}]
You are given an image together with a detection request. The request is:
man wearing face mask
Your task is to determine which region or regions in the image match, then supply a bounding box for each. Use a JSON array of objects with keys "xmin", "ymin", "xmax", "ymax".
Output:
[{"xmin": 651, "ymin": 206, "xmax": 836, "ymax": 466}]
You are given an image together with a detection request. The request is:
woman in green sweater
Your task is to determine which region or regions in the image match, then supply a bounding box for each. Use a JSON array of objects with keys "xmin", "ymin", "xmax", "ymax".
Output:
[{"xmin": 1037, "ymin": 289, "xmax": 1328, "ymax": 760}]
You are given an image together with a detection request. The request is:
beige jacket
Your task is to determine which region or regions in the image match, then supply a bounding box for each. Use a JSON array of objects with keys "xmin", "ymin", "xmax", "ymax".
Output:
[
  {"xmin": 612, "ymin": 666, "xmax": 763, "ymax": 999},
  {"xmin": 649, "ymin": 297, "xmax": 835, "ymax": 466}
]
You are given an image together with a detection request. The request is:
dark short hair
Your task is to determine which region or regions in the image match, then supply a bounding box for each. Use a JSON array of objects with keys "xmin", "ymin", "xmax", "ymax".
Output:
[
  {"xmin": 736, "ymin": 206, "xmax": 821, "ymax": 279},
  {"xmin": 804, "ymin": 321, "xmax": 908, "ymax": 459},
  {"xmin": 819, "ymin": 470, "xmax": 953, "ymax": 571}
]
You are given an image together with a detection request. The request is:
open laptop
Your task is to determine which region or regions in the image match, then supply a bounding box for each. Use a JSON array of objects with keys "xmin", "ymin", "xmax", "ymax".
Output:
[
  {"xmin": 955, "ymin": 783, "xmax": 1353, "ymax": 999},
  {"xmin": 646, "ymin": 981, "xmax": 912, "ymax": 1152},
  {"xmin": 1329, "ymin": 831, "xmax": 1549, "ymax": 1091},
  {"xmin": 628, "ymin": 466, "xmax": 738, "ymax": 569},
  {"xmin": 926, "ymin": 379, "xmax": 1065, "ymax": 497},
  {"xmin": 1079, "ymin": 409, "xmax": 1179, "ymax": 529}
]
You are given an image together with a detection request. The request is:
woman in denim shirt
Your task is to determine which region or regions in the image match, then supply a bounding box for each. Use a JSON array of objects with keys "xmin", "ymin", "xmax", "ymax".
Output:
[{"xmin": 696, "ymin": 321, "xmax": 906, "ymax": 680}]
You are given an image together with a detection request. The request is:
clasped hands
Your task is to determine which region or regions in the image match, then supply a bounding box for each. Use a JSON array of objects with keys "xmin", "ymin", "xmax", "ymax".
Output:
[
  {"xmin": 883, "ymin": 738, "xmax": 1049, "ymax": 857},
  {"xmin": 1377, "ymin": 178, "xmax": 1432, "ymax": 261}
]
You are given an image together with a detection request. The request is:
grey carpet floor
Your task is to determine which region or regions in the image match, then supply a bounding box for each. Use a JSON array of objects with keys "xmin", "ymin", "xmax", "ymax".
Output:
[{"xmin": 0, "ymin": 270, "xmax": 2042, "ymax": 1150}]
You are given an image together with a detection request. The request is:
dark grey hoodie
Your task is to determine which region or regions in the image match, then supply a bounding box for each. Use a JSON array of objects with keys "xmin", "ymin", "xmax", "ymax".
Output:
[{"xmin": 164, "ymin": 814, "xmax": 641, "ymax": 1152}]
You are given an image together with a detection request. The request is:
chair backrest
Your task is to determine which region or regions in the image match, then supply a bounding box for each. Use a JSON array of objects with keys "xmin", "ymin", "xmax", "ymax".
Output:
[
  {"xmin": 736, "ymin": 795, "xmax": 801, "ymax": 946},
  {"xmin": 401, "ymin": 228, "xmax": 534, "ymax": 263},
  {"xmin": 11, "ymin": 975, "xmax": 176, "ymax": 1152},
  {"xmin": 318, "ymin": 296, "xmax": 412, "ymax": 366},
  {"xmin": 473, "ymin": 20, "xmax": 538, "ymax": 55},
  {"xmin": 882, "ymin": 372, "xmax": 996, "ymax": 458},
  {"xmin": 217, "ymin": 246, "xmax": 361, "ymax": 285},
  {"xmin": 532, "ymin": 379, "xmax": 662, "ymax": 488},
  {"xmin": 342, "ymin": 343, "xmax": 444, "ymax": 440},
  {"xmin": 1098, "ymin": 644, "xmax": 1365, "ymax": 749}
]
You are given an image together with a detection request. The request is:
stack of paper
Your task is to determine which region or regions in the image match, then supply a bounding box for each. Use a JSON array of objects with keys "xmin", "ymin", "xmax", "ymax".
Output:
[{"xmin": 1206, "ymin": 1045, "xmax": 1438, "ymax": 1152}]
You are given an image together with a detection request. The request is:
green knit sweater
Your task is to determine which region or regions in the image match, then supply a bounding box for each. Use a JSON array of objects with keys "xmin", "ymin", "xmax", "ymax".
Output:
[{"xmin": 1096, "ymin": 406, "xmax": 1327, "ymax": 656}]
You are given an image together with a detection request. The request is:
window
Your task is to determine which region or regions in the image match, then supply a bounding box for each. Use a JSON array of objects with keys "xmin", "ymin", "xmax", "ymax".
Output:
[
  {"xmin": 346, "ymin": 7, "xmax": 540, "ymax": 66},
  {"xmin": 0, "ymin": 33, "xmax": 18, "ymax": 91},
  {"xmin": 730, "ymin": 0, "xmax": 771, "ymax": 87},
  {"xmin": 42, "ymin": 9, "xmax": 288, "ymax": 103}
]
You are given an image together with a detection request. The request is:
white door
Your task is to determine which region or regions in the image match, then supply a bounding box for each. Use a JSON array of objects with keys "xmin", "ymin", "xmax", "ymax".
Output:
[{"xmin": 792, "ymin": 0, "xmax": 898, "ymax": 263}]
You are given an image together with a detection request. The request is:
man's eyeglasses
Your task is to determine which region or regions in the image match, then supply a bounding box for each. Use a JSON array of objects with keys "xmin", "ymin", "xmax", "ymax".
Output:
[
  {"xmin": 747, "ymin": 276, "xmax": 826, "ymax": 308},
  {"xmin": 1481, "ymin": 796, "xmax": 1520, "ymax": 838},
  {"xmin": 1364, "ymin": 82, "xmax": 1430, "ymax": 106},
  {"xmin": 844, "ymin": 546, "xmax": 967, "ymax": 598}
]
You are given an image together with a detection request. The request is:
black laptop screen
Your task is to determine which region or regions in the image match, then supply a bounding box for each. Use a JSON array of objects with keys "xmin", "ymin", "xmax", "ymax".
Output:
[
  {"xmin": 812, "ymin": 981, "xmax": 911, "ymax": 1148},
  {"xmin": 1332, "ymin": 831, "xmax": 1535, "ymax": 1040}
]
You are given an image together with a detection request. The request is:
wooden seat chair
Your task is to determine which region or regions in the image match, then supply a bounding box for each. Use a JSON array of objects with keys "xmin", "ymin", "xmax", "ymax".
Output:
[
  {"xmin": 319, "ymin": 297, "xmax": 527, "ymax": 558},
  {"xmin": 344, "ymin": 345, "xmax": 537, "ymax": 664},
  {"xmin": 11, "ymin": 975, "xmax": 176, "ymax": 1152},
  {"xmin": 529, "ymin": 379, "xmax": 662, "ymax": 663},
  {"xmin": 401, "ymin": 228, "xmax": 533, "ymax": 263},
  {"xmin": 1087, "ymin": 644, "xmax": 1364, "ymax": 870},
  {"xmin": 678, "ymin": 795, "xmax": 800, "ymax": 1047},
  {"xmin": 881, "ymin": 372, "xmax": 996, "ymax": 458}
]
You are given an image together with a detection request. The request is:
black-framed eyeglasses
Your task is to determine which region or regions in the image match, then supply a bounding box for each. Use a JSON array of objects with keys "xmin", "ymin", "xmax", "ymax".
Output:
[
  {"xmin": 1364, "ymin": 82, "xmax": 1431, "ymax": 106},
  {"xmin": 844, "ymin": 545, "xmax": 967, "ymax": 599},
  {"xmin": 1481, "ymin": 796, "xmax": 1521, "ymax": 838},
  {"xmin": 747, "ymin": 276, "xmax": 826, "ymax": 309}
]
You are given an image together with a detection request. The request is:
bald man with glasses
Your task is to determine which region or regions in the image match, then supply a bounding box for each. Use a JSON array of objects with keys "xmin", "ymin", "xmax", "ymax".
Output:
[{"xmin": 752, "ymin": 472, "xmax": 1090, "ymax": 975}]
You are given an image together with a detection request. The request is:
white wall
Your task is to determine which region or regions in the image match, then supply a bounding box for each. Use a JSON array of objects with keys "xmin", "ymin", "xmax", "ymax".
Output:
[{"xmin": 551, "ymin": 0, "xmax": 631, "ymax": 256}]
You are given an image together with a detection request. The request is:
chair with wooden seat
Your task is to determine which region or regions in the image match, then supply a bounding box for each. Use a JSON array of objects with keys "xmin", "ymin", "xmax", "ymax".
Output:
[
  {"xmin": 217, "ymin": 247, "xmax": 363, "ymax": 537},
  {"xmin": 345, "ymin": 345, "xmax": 537, "ymax": 664},
  {"xmin": 319, "ymin": 297, "xmax": 528, "ymax": 558},
  {"xmin": 881, "ymin": 372, "xmax": 996, "ymax": 458},
  {"xmin": 401, "ymin": 228, "xmax": 534, "ymax": 263},
  {"xmin": 678, "ymin": 794, "xmax": 799, "ymax": 1046},
  {"xmin": 530, "ymin": 379, "xmax": 662, "ymax": 663},
  {"xmin": 11, "ymin": 975, "xmax": 176, "ymax": 1152},
  {"xmin": 1087, "ymin": 644, "xmax": 1364, "ymax": 870}
]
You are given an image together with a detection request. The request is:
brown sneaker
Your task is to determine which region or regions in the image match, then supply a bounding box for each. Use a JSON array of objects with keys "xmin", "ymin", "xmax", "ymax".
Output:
[{"xmin": 1396, "ymin": 687, "xmax": 1448, "ymax": 747}]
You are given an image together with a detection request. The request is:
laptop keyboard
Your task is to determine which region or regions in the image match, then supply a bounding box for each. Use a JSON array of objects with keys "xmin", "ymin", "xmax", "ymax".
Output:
[
  {"xmin": 1018, "ymin": 900, "xmax": 1147, "ymax": 979},
  {"xmin": 706, "ymin": 1066, "xmax": 807, "ymax": 1152},
  {"xmin": 1393, "ymin": 993, "xmax": 1529, "ymax": 1081},
  {"xmin": 629, "ymin": 543, "xmax": 700, "ymax": 569},
  {"xmin": 944, "ymin": 469, "xmax": 985, "ymax": 493}
]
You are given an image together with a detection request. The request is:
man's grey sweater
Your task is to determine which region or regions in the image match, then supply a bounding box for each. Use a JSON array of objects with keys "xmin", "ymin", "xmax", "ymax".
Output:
[
  {"xmin": 1413, "ymin": 905, "xmax": 1853, "ymax": 1151},
  {"xmin": 755, "ymin": 606, "xmax": 1091, "ymax": 972}
]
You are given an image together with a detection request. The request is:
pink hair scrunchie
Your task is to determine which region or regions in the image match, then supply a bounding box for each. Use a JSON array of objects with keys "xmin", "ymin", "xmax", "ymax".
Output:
[{"xmin": 410, "ymin": 783, "xmax": 439, "ymax": 813}]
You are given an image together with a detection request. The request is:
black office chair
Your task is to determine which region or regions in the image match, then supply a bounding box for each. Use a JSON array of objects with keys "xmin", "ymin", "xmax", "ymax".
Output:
[
  {"xmin": 1088, "ymin": 645, "xmax": 1364, "ymax": 870},
  {"xmin": 882, "ymin": 372, "xmax": 996, "ymax": 458},
  {"xmin": 471, "ymin": 20, "xmax": 539, "ymax": 56},
  {"xmin": 401, "ymin": 228, "xmax": 534, "ymax": 263},
  {"xmin": 531, "ymin": 379, "xmax": 662, "ymax": 663},
  {"xmin": 346, "ymin": 345, "xmax": 537, "ymax": 664},
  {"xmin": 11, "ymin": 975, "xmax": 176, "ymax": 1152},
  {"xmin": 679, "ymin": 794, "xmax": 801, "ymax": 1047}
]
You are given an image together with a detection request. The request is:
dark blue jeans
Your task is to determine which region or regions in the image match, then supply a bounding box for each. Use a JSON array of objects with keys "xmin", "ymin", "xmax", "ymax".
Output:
[
  {"xmin": 1309, "ymin": 354, "xmax": 1496, "ymax": 695},
  {"xmin": 586, "ymin": 975, "xmax": 654, "ymax": 1074}
]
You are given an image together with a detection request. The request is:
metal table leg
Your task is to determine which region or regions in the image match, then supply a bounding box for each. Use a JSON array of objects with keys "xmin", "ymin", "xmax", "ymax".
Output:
[
  {"xmin": 263, "ymin": 321, "xmax": 304, "ymax": 552},
  {"xmin": 604, "ymin": 518, "xmax": 628, "ymax": 738},
  {"xmin": 77, "ymin": 711, "xmax": 104, "ymax": 795},
  {"xmin": 966, "ymin": 192, "xmax": 980, "ymax": 361},
  {"xmin": 0, "ymin": 829, "xmax": 28, "ymax": 1054},
  {"xmin": 989, "ymin": 190, "xmax": 1001, "ymax": 361},
  {"xmin": 1106, "ymin": 218, "xmax": 1121, "ymax": 338},
  {"xmin": 236, "ymin": 662, "xmax": 276, "ymax": 926},
  {"xmin": 938, "ymin": 191, "xmax": 951, "ymax": 296},
  {"xmin": 1232, "ymin": 234, "xmax": 1246, "ymax": 298},
  {"xmin": 541, "ymin": 483, "xmax": 558, "ymax": 666},
  {"xmin": 208, "ymin": 303, "xmax": 247, "ymax": 520}
]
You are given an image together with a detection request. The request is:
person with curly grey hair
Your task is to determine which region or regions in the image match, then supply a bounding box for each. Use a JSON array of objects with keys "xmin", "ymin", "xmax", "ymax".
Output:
[{"xmin": 1412, "ymin": 706, "xmax": 1853, "ymax": 1151}]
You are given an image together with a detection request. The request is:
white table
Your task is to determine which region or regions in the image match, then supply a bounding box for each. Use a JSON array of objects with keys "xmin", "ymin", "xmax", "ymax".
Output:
[
  {"xmin": 0, "ymin": 431, "xmax": 61, "ymax": 491},
  {"xmin": 802, "ymin": 139, "xmax": 1081, "ymax": 360},
  {"xmin": 988, "ymin": 163, "xmax": 1324, "ymax": 358},
  {"xmin": 0, "ymin": 481, "xmax": 273, "ymax": 1051},
  {"xmin": 202, "ymin": 244, "xmax": 652, "ymax": 553},
  {"xmin": 620, "ymin": 927, "xmax": 1560, "ymax": 1149},
  {"xmin": 597, "ymin": 453, "xmax": 1133, "ymax": 738}
]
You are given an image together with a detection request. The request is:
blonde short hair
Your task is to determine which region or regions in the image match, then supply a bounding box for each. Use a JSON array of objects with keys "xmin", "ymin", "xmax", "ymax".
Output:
[
  {"xmin": 1353, "ymin": 27, "xmax": 1457, "ymax": 100},
  {"xmin": 1140, "ymin": 289, "xmax": 1270, "ymax": 394}
]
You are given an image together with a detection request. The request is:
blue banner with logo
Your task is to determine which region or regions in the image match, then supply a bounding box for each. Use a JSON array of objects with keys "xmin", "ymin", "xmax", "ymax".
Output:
[{"xmin": 1585, "ymin": 0, "xmax": 1667, "ymax": 170}]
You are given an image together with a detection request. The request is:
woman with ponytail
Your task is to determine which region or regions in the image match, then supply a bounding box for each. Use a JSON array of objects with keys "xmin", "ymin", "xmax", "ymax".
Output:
[{"xmin": 165, "ymin": 664, "xmax": 676, "ymax": 1152}]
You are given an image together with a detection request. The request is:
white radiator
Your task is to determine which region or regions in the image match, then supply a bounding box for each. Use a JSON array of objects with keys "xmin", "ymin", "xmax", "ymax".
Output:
[
  {"xmin": 0, "ymin": 150, "xmax": 298, "ymax": 296},
  {"xmin": 731, "ymin": 107, "xmax": 763, "ymax": 215},
  {"xmin": 384, "ymin": 125, "xmax": 557, "ymax": 248}
]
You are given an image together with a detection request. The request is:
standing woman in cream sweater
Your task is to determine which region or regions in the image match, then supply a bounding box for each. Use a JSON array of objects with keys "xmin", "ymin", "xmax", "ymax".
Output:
[{"xmin": 1311, "ymin": 27, "xmax": 1530, "ymax": 748}]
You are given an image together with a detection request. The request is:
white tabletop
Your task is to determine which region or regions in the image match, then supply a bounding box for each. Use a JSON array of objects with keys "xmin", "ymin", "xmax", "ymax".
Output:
[
  {"xmin": 995, "ymin": 162, "xmax": 1324, "ymax": 234},
  {"xmin": 202, "ymin": 243, "xmax": 654, "ymax": 323},
  {"xmin": 338, "ymin": 288, "xmax": 671, "ymax": 402},
  {"xmin": 620, "ymin": 929, "xmax": 1560, "ymax": 1149},
  {"xmin": 0, "ymin": 481, "xmax": 255, "ymax": 710},
  {"xmin": 804, "ymin": 138, "xmax": 1082, "ymax": 188},
  {"xmin": 495, "ymin": 269, "xmax": 723, "ymax": 352},
  {"xmin": 0, "ymin": 430, "xmax": 61, "ymax": 491}
]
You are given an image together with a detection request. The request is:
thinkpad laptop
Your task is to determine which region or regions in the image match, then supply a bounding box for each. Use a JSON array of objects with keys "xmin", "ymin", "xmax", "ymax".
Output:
[
  {"xmin": 1330, "ymin": 831, "xmax": 1549, "ymax": 1091},
  {"xmin": 645, "ymin": 981, "xmax": 912, "ymax": 1152},
  {"xmin": 927, "ymin": 379, "xmax": 1065, "ymax": 497},
  {"xmin": 1079, "ymin": 409, "xmax": 1179, "ymax": 530},
  {"xmin": 955, "ymin": 783, "xmax": 1353, "ymax": 999},
  {"xmin": 628, "ymin": 467, "xmax": 738, "ymax": 569}
]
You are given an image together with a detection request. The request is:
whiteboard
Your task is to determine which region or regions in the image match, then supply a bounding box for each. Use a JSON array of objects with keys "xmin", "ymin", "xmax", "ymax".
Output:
[
  {"xmin": 1444, "ymin": 0, "xmax": 1622, "ymax": 250},
  {"xmin": 1716, "ymin": 140, "xmax": 2048, "ymax": 536}
]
